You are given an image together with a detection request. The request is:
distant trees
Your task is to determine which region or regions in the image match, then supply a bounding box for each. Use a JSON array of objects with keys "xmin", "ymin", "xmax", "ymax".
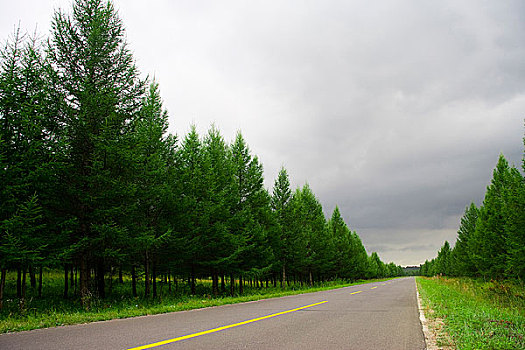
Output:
[
  {"xmin": 0, "ymin": 0, "xmax": 403, "ymax": 309},
  {"xmin": 422, "ymin": 152, "xmax": 525, "ymax": 280}
]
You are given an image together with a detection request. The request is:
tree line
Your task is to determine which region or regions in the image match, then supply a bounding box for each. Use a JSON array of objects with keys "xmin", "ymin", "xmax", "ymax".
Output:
[
  {"xmin": 0, "ymin": 0, "xmax": 403, "ymax": 308},
  {"xmin": 420, "ymin": 151, "xmax": 525, "ymax": 280}
]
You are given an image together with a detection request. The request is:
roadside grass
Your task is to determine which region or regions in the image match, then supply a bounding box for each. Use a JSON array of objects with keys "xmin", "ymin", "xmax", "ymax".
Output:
[
  {"xmin": 0, "ymin": 270, "xmax": 394, "ymax": 333},
  {"xmin": 416, "ymin": 276, "xmax": 525, "ymax": 350}
]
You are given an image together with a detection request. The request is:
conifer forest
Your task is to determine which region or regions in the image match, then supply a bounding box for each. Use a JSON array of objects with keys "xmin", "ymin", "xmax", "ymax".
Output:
[{"xmin": 0, "ymin": 0, "xmax": 405, "ymax": 310}]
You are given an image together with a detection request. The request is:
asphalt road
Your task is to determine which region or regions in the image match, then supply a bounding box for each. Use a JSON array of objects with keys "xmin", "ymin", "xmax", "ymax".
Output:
[{"xmin": 0, "ymin": 277, "xmax": 426, "ymax": 350}]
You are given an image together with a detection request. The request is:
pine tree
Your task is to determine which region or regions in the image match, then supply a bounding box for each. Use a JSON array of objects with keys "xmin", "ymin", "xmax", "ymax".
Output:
[
  {"xmin": 0, "ymin": 28, "xmax": 59, "ymax": 307},
  {"xmin": 435, "ymin": 241, "xmax": 451, "ymax": 275},
  {"xmin": 347, "ymin": 232, "xmax": 369, "ymax": 280},
  {"xmin": 48, "ymin": 0, "xmax": 145, "ymax": 302},
  {"xmin": 503, "ymin": 166, "xmax": 525, "ymax": 279},
  {"xmin": 229, "ymin": 132, "xmax": 271, "ymax": 292},
  {"xmin": 367, "ymin": 252, "xmax": 385, "ymax": 279},
  {"xmin": 285, "ymin": 188, "xmax": 310, "ymax": 281},
  {"xmin": 270, "ymin": 167, "xmax": 293, "ymax": 287},
  {"xmin": 297, "ymin": 184, "xmax": 328, "ymax": 285},
  {"xmin": 177, "ymin": 126, "xmax": 205, "ymax": 295},
  {"xmin": 201, "ymin": 126, "xmax": 235, "ymax": 295},
  {"xmin": 0, "ymin": 195, "xmax": 45, "ymax": 308},
  {"xmin": 453, "ymin": 203, "xmax": 479, "ymax": 276},
  {"xmin": 127, "ymin": 82, "xmax": 176, "ymax": 297},
  {"xmin": 328, "ymin": 206, "xmax": 352, "ymax": 279},
  {"xmin": 470, "ymin": 155, "xmax": 511, "ymax": 279}
]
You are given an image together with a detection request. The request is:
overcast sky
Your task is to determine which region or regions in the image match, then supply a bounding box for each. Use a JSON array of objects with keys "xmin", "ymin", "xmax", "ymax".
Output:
[{"xmin": 2, "ymin": 0, "xmax": 524, "ymax": 266}]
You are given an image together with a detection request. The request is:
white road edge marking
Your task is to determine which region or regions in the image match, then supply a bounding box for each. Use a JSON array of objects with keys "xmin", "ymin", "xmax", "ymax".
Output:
[{"xmin": 415, "ymin": 279, "xmax": 434, "ymax": 350}]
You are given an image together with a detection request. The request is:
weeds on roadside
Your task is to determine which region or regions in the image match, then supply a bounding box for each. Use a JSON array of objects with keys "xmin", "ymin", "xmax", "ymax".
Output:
[{"xmin": 417, "ymin": 276, "xmax": 525, "ymax": 350}]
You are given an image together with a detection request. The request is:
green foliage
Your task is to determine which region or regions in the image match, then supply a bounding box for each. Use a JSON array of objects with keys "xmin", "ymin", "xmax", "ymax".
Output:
[
  {"xmin": 200, "ymin": 126, "xmax": 236, "ymax": 273},
  {"xmin": 452, "ymin": 203, "xmax": 478, "ymax": 277},
  {"xmin": 0, "ymin": 0, "xmax": 404, "ymax": 316},
  {"xmin": 229, "ymin": 132, "xmax": 272, "ymax": 277},
  {"xmin": 0, "ymin": 27, "xmax": 59, "ymax": 305},
  {"xmin": 503, "ymin": 167, "xmax": 525, "ymax": 280},
  {"xmin": 1, "ymin": 195, "xmax": 45, "ymax": 269},
  {"xmin": 329, "ymin": 207, "xmax": 376, "ymax": 280},
  {"xmin": 434, "ymin": 241, "xmax": 452, "ymax": 276},
  {"xmin": 470, "ymin": 156, "xmax": 511, "ymax": 278},
  {"xmin": 46, "ymin": 0, "xmax": 147, "ymax": 300},
  {"xmin": 270, "ymin": 167, "xmax": 293, "ymax": 283}
]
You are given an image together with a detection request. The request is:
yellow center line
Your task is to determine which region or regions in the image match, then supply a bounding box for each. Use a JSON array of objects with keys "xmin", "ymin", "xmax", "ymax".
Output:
[
  {"xmin": 350, "ymin": 291, "xmax": 363, "ymax": 295},
  {"xmin": 127, "ymin": 300, "xmax": 328, "ymax": 350},
  {"xmin": 370, "ymin": 286, "xmax": 378, "ymax": 290}
]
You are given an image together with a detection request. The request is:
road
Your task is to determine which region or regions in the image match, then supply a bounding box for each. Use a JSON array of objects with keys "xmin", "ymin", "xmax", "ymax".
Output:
[{"xmin": 0, "ymin": 277, "xmax": 426, "ymax": 350}]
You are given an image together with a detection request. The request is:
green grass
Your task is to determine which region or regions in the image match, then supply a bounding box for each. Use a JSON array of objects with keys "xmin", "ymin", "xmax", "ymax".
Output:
[
  {"xmin": 0, "ymin": 270, "xmax": 394, "ymax": 333},
  {"xmin": 416, "ymin": 276, "xmax": 525, "ymax": 349}
]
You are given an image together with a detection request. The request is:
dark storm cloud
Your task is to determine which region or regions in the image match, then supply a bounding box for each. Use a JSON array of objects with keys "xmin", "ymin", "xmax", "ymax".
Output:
[{"xmin": 2, "ymin": 0, "xmax": 524, "ymax": 265}]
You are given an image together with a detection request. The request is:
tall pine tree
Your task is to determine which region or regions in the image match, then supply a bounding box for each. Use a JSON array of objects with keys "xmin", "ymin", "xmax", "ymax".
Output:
[
  {"xmin": 48, "ymin": 0, "xmax": 145, "ymax": 302},
  {"xmin": 468, "ymin": 155, "xmax": 512, "ymax": 278},
  {"xmin": 229, "ymin": 132, "xmax": 271, "ymax": 293}
]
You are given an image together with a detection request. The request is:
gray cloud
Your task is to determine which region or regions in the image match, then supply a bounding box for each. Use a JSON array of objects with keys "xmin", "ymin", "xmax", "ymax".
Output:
[{"xmin": 3, "ymin": 0, "xmax": 524, "ymax": 266}]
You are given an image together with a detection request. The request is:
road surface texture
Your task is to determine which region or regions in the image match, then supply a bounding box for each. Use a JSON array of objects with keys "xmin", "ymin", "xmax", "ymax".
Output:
[{"xmin": 0, "ymin": 277, "xmax": 426, "ymax": 350}]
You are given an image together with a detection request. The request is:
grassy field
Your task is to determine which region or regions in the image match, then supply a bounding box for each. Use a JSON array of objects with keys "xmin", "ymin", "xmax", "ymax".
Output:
[
  {"xmin": 0, "ymin": 269, "xmax": 393, "ymax": 333},
  {"xmin": 416, "ymin": 276, "xmax": 525, "ymax": 349}
]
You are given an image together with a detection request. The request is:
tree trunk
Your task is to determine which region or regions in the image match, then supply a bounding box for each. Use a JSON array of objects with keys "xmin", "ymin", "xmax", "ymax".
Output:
[
  {"xmin": 131, "ymin": 265, "xmax": 137, "ymax": 297},
  {"xmin": 221, "ymin": 274, "xmax": 225, "ymax": 293},
  {"xmin": 239, "ymin": 275, "xmax": 244, "ymax": 295},
  {"xmin": 190, "ymin": 264, "xmax": 196, "ymax": 295},
  {"xmin": 211, "ymin": 270, "xmax": 218, "ymax": 296},
  {"xmin": 108, "ymin": 266, "xmax": 113, "ymax": 294},
  {"xmin": 64, "ymin": 264, "xmax": 69, "ymax": 299},
  {"xmin": 118, "ymin": 266, "xmax": 123, "ymax": 284},
  {"xmin": 281, "ymin": 264, "xmax": 286, "ymax": 289},
  {"xmin": 309, "ymin": 270, "xmax": 313, "ymax": 287},
  {"xmin": 16, "ymin": 267, "xmax": 22, "ymax": 298},
  {"xmin": 0, "ymin": 268, "xmax": 6, "ymax": 310},
  {"xmin": 96, "ymin": 260, "xmax": 105, "ymax": 299},
  {"xmin": 230, "ymin": 274, "xmax": 235, "ymax": 296},
  {"xmin": 70, "ymin": 265, "xmax": 74, "ymax": 288},
  {"xmin": 21, "ymin": 266, "xmax": 27, "ymax": 310},
  {"xmin": 152, "ymin": 259, "xmax": 157, "ymax": 298},
  {"xmin": 79, "ymin": 254, "xmax": 90, "ymax": 306},
  {"xmin": 38, "ymin": 266, "xmax": 43, "ymax": 298},
  {"xmin": 30, "ymin": 266, "xmax": 36, "ymax": 289},
  {"xmin": 144, "ymin": 252, "xmax": 150, "ymax": 297}
]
